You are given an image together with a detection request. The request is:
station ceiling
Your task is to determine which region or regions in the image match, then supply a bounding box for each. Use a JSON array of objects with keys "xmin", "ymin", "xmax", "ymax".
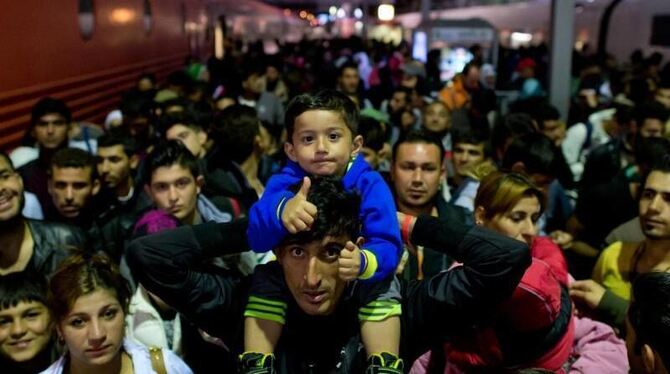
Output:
[{"xmin": 259, "ymin": 0, "xmax": 531, "ymax": 13}]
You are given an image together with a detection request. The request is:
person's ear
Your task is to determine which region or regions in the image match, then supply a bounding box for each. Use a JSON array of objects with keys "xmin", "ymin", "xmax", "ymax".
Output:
[
  {"xmin": 351, "ymin": 135, "xmax": 364, "ymax": 157},
  {"xmin": 253, "ymin": 134, "xmax": 263, "ymax": 153},
  {"xmin": 284, "ymin": 142, "xmax": 298, "ymax": 163},
  {"xmin": 91, "ymin": 179, "xmax": 101, "ymax": 196},
  {"xmin": 197, "ymin": 130, "xmax": 208, "ymax": 147},
  {"xmin": 355, "ymin": 236, "xmax": 365, "ymax": 248},
  {"xmin": 474, "ymin": 206, "xmax": 487, "ymax": 226},
  {"xmin": 129, "ymin": 155, "xmax": 140, "ymax": 170},
  {"xmin": 144, "ymin": 184, "xmax": 153, "ymax": 201},
  {"xmin": 47, "ymin": 176, "xmax": 54, "ymax": 196},
  {"xmin": 642, "ymin": 344, "xmax": 657, "ymax": 374},
  {"xmin": 440, "ymin": 161, "xmax": 447, "ymax": 181},
  {"xmin": 510, "ymin": 161, "xmax": 526, "ymax": 174},
  {"xmin": 195, "ymin": 175, "xmax": 204, "ymax": 194}
]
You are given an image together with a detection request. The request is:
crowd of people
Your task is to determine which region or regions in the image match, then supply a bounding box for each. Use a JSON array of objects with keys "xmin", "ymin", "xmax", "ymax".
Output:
[{"xmin": 2, "ymin": 36, "xmax": 670, "ymax": 373}]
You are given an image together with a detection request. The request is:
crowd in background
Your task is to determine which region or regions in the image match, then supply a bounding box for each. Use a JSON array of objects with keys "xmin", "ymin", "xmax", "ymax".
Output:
[{"xmin": 2, "ymin": 35, "xmax": 670, "ymax": 373}]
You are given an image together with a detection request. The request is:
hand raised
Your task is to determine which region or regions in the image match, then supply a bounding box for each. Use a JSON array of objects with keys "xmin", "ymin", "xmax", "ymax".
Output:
[
  {"xmin": 281, "ymin": 177, "xmax": 318, "ymax": 234},
  {"xmin": 339, "ymin": 241, "xmax": 361, "ymax": 281}
]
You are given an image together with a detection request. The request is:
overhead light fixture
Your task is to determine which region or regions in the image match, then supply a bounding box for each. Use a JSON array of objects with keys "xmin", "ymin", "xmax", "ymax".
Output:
[
  {"xmin": 378, "ymin": 4, "xmax": 394, "ymax": 22},
  {"xmin": 336, "ymin": 8, "xmax": 346, "ymax": 19},
  {"xmin": 329, "ymin": 6, "xmax": 337, "ymax": 16},
  {"xmin": 354, "ymin": 8, "xmax": 363, "ymax": 19}
]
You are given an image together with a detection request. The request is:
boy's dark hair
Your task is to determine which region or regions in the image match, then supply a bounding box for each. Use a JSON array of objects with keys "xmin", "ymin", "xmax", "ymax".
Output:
[
  {"xmin": 0, "ymin": 271, "xmax": 48, "ymax": 310},
  {"xmin": 49, "ymin": 148, "xmax": 98, "ymax": 180},
  {"xmin": 358, "ymin": 116, "xmax": 386, "ymax": 152},
  {"xmin": 282, "ymin": 177, "xmax": 361, "ymax": 245},
  {"xmin": 156, "ymin": 111, "xmax": 202, "ymax": 139},
  {"xmin": 31, "ymin": 97, "xmax": 71, "ymax": 126},
  {"xmin": 97, "ymin": 130, "xmax": 138, "ymax": 157},
  {"xmin": 284, "ymin": 89, "xmax": 359, "ymax": 141},
  {"xmin": 635, "ymin": 100, "xmax": 670, "ymax": 125},
  {"xmin": 143, "ymin": 140, "xmax": 200, "ymax": 183},
  {"xmin": 452, "ymin": 126, "xmax": 493, "ymax": 159},
  {"xmin": 211, "ymin": 104, "xmax": 260, "ymax": 164},
  {"xmin": 629, "ymin": 271, "xmax": 670, "ymax": 370},
  {"xmin": 392, "ymin": 129, "xmax": 445, "ymax": 164},
  {"xmin": 501, "ymin": 133, "xmax": 557, "ymax": 177},
  {"xmin": 491, "ymin": 112, "xmax": 537, "ymax": 158}
]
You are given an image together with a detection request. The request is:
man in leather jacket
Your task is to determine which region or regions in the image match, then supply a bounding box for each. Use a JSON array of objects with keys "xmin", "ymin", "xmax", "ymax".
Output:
[
  {"xmin": 127, "ymin": 177, "xmax": 530, "ymax": 373},
  {"xmin": 0, "ymin": 152, "xmax": 86, "ymax": 276}
]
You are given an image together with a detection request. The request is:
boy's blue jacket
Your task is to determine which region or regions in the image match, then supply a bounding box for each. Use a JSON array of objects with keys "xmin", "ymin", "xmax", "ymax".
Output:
[{"xmin": 247, "ymin": 156, "xmax": 402, "ymax": 282}]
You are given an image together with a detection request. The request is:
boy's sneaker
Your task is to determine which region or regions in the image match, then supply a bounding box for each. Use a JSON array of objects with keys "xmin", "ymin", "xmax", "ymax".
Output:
[
  {"xmin": 365, "ymin": 352, "xmax": 404, "ymax": 374},
  {"xmin": 238, "ymin": 352, "xmax": 276, "ymax": 374}
]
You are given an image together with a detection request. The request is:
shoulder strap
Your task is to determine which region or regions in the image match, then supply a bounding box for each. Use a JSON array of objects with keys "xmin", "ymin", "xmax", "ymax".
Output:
[{"xmin": 149, "ymin": 347, "xmax": 167, "ymax": 374}]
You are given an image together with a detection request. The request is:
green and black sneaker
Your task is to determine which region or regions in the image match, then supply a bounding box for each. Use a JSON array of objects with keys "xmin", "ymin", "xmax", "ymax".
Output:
[
  {"xmin": 365, "ymin": 352, "xmax": 404, "ymax": 374},
  {"xmin": 238, "ymin": 352, "xmax": 276, "ymax": 374}
]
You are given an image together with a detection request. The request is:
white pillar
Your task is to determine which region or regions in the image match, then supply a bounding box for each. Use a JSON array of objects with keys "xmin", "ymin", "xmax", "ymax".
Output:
[{"xmin": 549, "ymin": 0, "xmax": 575, "ymax": 120}]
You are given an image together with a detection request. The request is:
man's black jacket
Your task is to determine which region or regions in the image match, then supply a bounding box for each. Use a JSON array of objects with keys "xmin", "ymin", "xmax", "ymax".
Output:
[
  {"xmin": 127, "ymin": 215, "xmax": 530, "ymax": 372},
  {"xmin": 26, "ymin": 219, "xmax": 87, "ymax": 275}
]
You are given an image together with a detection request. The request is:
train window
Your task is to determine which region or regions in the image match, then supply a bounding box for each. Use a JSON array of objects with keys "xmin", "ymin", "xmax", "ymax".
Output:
[{"xmin": 651, "ymin": 15, "xmax": 670, "ymax": 47}]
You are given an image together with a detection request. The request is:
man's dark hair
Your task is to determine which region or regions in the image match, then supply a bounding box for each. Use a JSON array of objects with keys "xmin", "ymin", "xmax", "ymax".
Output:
[
  {"xmin": 392, "ymin": 86, "xmax": 413, "ymax": 103},
  {"xmin": 358, "ymin": 116, "xmax": 386, "ymax": 152},
  {"xmin": 392, "ymin": 129, "xmax": 445, "ymax": 164},
  {"xmin": 138, "ymin": 73, "xmax": 156, "ymax": 84},
  {"xmin": 161, "ymin": 97, "xmax": 193, "ymax": 114},
  {"xmin": 0, "ymin": 271, "xmax": 48, "ymax": 310},
  {"xmin": 211, "ymin": 104, "xmax": 260, "ymax": 164},
  {"xmin": 635, "ymin": 100, "xmax": 670, "ymax": 126},
  {"xmin": 613, "ymin": 103, "xmax": 635, "ymax": 126},
  {"xmin": 97, "ymin": 130, "xmax": 138, "ymax": 157},
  {"xmin": 501, "ymin": 133, "xmax": 557, "ymax": 177},
  {"xmin": 282, "ymin": 177, "xmax": 361, "ymax": 245},
  {"xmin": 240, "ymin": 63, "xmax": 265, "ymax": 82},
  {"xmin": 0, "ymin": 151, "xmax": 14, "ymax": 172},
  {"xmin": 637, "ymin": 137, "xmax": 670, "ymax": 184},
  {"xmin": 531, "ymin": 103, "xmax": 561, "ymax": 130},
  {"xmin": 49, "ymin": 147, "xmax": 99, "ymax": 180},
  {"xmin": 491, "ymin": 112, "xmax": 537, "ymax": 159},
  {"xmin": 31, "ymin": 97, "xmax": 71, "ymax": 126},
  {"xmin": 166, "ymin": 70, "xmax": 192, "ymax": 88},
  {"xmin": 143, "ymin": 140, "xmax": 200, "ymax": 183},
  {"xmin": 156, "ymin": 111, "xmax": 202, "ymax": 139},
  {"xmin": 285, "ymin": 89, "xmax": 359, "ymax": 141},
  {"xmin": 629, "ymin": 271, "xmax": 670, "ymax": 370},
  {"xmin": 120, "ymin": 97, "xmax": 156, "ymax": 122},
  {"xmin": 337, "ymin": 61, "xmax": 359, "ymax": 77},
  {"xmin": 452, "ymin": 126, "xmax": 493, "ymax": 159}
]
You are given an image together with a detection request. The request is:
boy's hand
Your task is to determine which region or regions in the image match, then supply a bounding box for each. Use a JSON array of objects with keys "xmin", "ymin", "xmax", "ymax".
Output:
[
  {"xmin": 281, "ymin": 177, "xmax": 318, "ymax": 234},
  {"xmin": 339, "ymin": 241, "xmax": 361, "ymax": 281}
]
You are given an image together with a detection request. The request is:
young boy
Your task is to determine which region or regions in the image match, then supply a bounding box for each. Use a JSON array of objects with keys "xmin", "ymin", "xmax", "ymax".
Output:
[
  {"xmin": 0, "ymin": 272, "xmax": 56, "ymax": 373},
  {"xmin": 244, "ymin": 90, "xmax": 403, "ymax": 372}
]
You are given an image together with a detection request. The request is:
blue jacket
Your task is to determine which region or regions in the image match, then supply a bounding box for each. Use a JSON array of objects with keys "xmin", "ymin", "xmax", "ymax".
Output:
[{"xmin": 247, "ymin": 156, "xmax": 402, "ymax": 282}]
